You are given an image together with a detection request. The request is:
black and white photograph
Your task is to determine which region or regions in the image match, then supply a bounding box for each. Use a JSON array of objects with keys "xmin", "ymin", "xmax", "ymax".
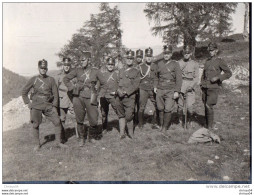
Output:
[{"xmin": 2, "ymin": 1, "xmax": 251, "ymax": 190}]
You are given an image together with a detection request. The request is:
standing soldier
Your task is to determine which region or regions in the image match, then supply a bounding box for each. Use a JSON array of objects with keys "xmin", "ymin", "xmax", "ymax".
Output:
[
  {"xmin": 63, "ymin": 52, "xmax": 99, "ymax": 147},
  {"xmin": 22, "ymin": 59, "xmax": 68, "ymax": 150},
  {"xmin": 97, "ymin": 57, "xmax": 119, "ymax": 135},
  {"xmin": 154, "ymin": 45, "xmax": 182, "ymax": 134},
  {"xmin": 177, "ymin": 45, "xmax": 199, "ymax": 129},
  {"xmin": 200, "ymin": 42, "xmax": 232, "ymax": 130},
  {"xmin": 56, "ymin": 57, "xmax": 73, "ymax": 130},
  {"xmin": 134, "ymin": 49, "xmax": 144, "ymax": 125},
  {"xmin": 117, "ymin": 50, "xmax": 140, "ymax": 139},
  {"xmin": 138, "ymin": 47, "xmax": 158, "ymax": 129}
]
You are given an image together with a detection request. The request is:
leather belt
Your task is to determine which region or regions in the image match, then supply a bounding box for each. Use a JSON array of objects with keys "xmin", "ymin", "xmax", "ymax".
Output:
[{"xmin": 183, "ymin": 78, "xmax": 193, "ymax": 81}]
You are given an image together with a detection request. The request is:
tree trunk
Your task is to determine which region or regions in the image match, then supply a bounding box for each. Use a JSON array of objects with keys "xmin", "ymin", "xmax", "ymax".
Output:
[{"xmin": 243, "ymin": 3, "xmax": 249, "ymax": 41}]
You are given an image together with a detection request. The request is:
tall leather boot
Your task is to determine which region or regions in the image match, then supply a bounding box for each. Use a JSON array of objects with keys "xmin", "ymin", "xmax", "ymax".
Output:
[
  {"xmin": 187, "ymin": 111, "xmax": 194, "ymax": 129},
  {"xmin": 32, "ymin": 128, "xmax": 40, "ymax": 151},
  {"xmin": 77, "ymin": 123, "xmax": 85, "ymax": 147},
  {"xmin": 161, "ymin": 112, "xmax": 172, "ymax": 134},
  {"xmin": 88, "ymin": 125, "xmax": 98, "ymax": 143},
  {"xmin": 178, "ymin": 109, "xmax": 184, "ymax": 127},
  {"xmin": 102, "ymin": 116, "xmax": 108, "ymax": 135},
  {"xmin": 119, "ymin": 118, "xmax": 126, "ymax": 139},
  {"xmin": 60, "ymin": 121, "xmax": 67, "ymax": 143},
  {"xmin": 159, "ymin": 111, "xmax": 164, "ymax": 130},
  {"xmin": 151, "ymin": 110, "xmax": 159, "ymax": 129},
  {"xmin": 138, "ymin": 111, "xmax": 144, "ymax": 129},
  {"xmin": 127, "ymin": 120, "xmax": 134, "ymax": 139},
  {"xmin": 55, "ymin": 125, "xmax": 69, "ymax": 148},
  {"xmin": 207, "ymin": 107, "xmax": 214, "ymax": 130},
  {"xmin": 205, "ymin": 106, "xmax": 208, "ymax": 128},
  {"xmin": 134, "ymin": 109, "xmax": 139, "ymax": 126}
]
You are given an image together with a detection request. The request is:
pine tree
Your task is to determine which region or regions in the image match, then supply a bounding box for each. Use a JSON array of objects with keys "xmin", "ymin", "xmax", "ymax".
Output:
[
  {"xmin": 57, "ymin": 3, "xmax": 123, "ymax": 68},
  {"xmin": 144, "ymin": 3, "xmax": 237, "ymax": 49}
]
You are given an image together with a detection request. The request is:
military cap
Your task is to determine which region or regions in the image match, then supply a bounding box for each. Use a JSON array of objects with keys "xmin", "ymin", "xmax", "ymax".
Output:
[
  {"xmin": 136, "ymin": 49, "xmax": 144, "ymax": 58},
  {"xmin": 163, "ymin": 45, "xmax": 173, "ymax": 54},
  {"xmin": 81, "ymin": 51, "xmax": 92, "ymax": 60},
  {"xmin": 63, "ymin": 57, "xmax": 71, "ymax": 66},
  {"xmin": 208, "ymin": 42, "xmax": 218, "ymax": 51},
  {"xmin": 145, "ymin": 47, "xmax": 153, "ymax": 57},
  {"xmin": 63, "ymin": 57, "xmax": 71, "ymax": 63},
  {"xmin": 38, "ymin": 59, "xmax": 48, "ymax": 69},
  {"xmin": 126, "ymin": 50, "xmax": 135, "ymax": 59},
  {"xmin": 107, "ymin": 57, "xmax": 115, "ymax": 65},
  {"xmin": 183, "ymin": 45, "xmax": 193, "ymax": 54}
]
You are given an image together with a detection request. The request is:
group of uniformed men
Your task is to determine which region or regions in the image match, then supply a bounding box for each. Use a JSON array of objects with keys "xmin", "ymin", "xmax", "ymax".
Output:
[{"xmin": 22, "ymin": 42, "xmax": 232, "ymax": 150}]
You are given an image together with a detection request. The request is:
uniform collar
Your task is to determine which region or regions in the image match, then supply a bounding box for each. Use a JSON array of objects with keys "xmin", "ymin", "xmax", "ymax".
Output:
[
  {"xmin": 62, "ymin": 70, "xmax": 70, "ymax": 74},
  {"xmin": 38, "ymin": 74, "xmax": 48, "ymax": 78},
  {"xmin": 163, "ymin": 59, "xmax": 170, "ymax": 63},
  {"xmin": 183, "ymin": 58, "xmax": 191, "ymax": 62},
  {"xmin": 145, "ymin": 62, "xmax": 152, "ymax": 66}
]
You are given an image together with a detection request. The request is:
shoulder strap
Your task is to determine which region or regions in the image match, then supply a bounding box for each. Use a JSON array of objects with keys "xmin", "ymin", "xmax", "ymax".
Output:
[
  {"xmin": 107, "ymin": 72, "xmax": 115, "ymax": 83},
  {"xmin": 180, "ymin": 60, "xmax": 188, "ymax": 71},
  {"xmin": 140, "ymin": 64, "xmax": 151, "ymax": 80}
]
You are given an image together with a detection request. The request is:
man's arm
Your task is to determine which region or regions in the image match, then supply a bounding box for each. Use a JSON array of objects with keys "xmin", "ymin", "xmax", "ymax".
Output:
[
  {"xmin": 96, "ymin": 70, "xmax": 107, "ymax": 98},
  {"xmin": 200, "ymin": 63, "xmax": 205, "ymax": 86},
  {"xmin": 125, "ymin": 70, "xmax": 140, "ymax": 96},
  {"xmin": 21, "ymin": 76, "xmax": 36, "ymax": 105},
  {"xmin": 51, "ymin": 78, "xmax": 59, "ymax": 107},
  {"xmin": 63, "ymin": 69, "xmax": 77, "ymax": 91},
  {"xmin": 192, "ymin": 62, "xmax": 200, "ymax": 88},
  {"xmin": 55, "ymin": 73, "xmax": 60, "ymax": 88},
  {"xmin": 218, "ymin": 59, "xmax": 232, "ymax": 81},
  {"xmin": 174, "ymin": 62, "xmax": 183, "ymax": 92},
  {"xmin": 153, "ymin": 63, "xmax": 159, "ymax": 89}
]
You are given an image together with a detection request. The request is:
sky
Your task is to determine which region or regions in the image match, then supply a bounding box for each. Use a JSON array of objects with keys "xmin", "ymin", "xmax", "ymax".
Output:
[{"xmin": 3, "ymin": 3, "xmax": 246, "ymax": 76}]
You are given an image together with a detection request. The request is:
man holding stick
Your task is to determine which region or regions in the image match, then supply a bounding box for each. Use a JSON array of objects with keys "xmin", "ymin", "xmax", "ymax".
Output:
[{"xmin": 178, "ymin": 45, "xmax": 199, "ymax": 129}]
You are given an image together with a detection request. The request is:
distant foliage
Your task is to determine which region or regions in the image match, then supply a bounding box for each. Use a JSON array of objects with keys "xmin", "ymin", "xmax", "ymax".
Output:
[
  {"xmin": 3, "ymin": 67, "xmax": 28, "ymax": 105},
  {"xmin": 144, "ymin": 3, "xmax": 237, "ymax": 49},
  {"xmin": 57, "ymin": 3, "xmax": 125, "ymax": 68}
]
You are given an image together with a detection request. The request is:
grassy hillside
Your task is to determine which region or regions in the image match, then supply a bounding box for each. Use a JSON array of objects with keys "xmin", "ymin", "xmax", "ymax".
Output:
[
  {"xmin": 3, "ymin": 87, "xmax": 250, "ymax": 182},
  {"xmin": 3, "ymin": 68, "xmax": 28, "ymax": 105}
]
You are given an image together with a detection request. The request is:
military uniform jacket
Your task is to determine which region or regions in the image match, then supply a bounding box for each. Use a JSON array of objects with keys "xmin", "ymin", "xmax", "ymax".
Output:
[
  {"xmin": 118, "ymin": 65, "xmax": 140, "ymax": 97},
  {"xmin": 201, "ymin": 57, "xmax": 232, "ymax": 89},
  {"xmin": 97, "ymin": 66, "xmax": 119, "ymax": 99},
  {"xmin": 139, "ymin": 62, "xmax": 157, "ymax": 91},
  {"xmin": 56, "ymin": 70, "xmax": 73, "ymax": 108},
  {"xmin": 22, "ymin": 75, "xmax": 58, "ymax": 110},
  {"xmin": 179, "ymin": 59, "xmax": 199, "ymax": 93},
  {"xmin": 154, "ymin": 59, "xmax": 182, "ymax": 92},
  {"xmin": 63, "ymin": 66, "xmax": 98, "ymax": 98}
]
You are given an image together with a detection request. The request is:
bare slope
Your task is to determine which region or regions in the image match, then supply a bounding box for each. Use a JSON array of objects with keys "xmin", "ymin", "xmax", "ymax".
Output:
[{"xmin": 3, "ymin": 68, "xmax": 28, "ymax": 105}]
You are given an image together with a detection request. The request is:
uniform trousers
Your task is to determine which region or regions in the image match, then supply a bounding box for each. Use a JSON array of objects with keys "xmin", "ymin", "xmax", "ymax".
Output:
[
  {"xmin": 139, "ymin": 89, "xmax": 157, "ymax": 112},
  {"xmin": 156, "ymin": 89, "xmax": 175, "ymax": 113},
  {"xmin": 116, "ymin": 94, "xmax": 135, "ymax": 122},
  {"xmin": 73, "ymin": 96, "xmax": 98, "ymax": 127}
]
